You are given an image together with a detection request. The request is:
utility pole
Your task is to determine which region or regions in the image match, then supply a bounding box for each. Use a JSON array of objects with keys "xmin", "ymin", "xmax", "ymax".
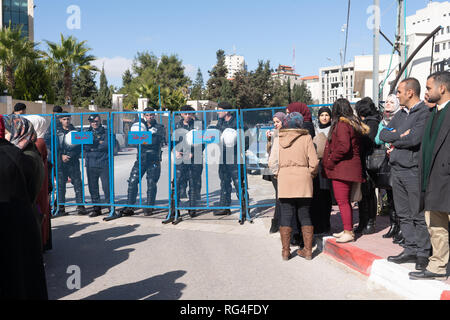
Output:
[
  {"xmin": 398, "ymin": 0, "xmax": 406, "ymax": 78},
  {"xmin": 373, "ymin": 0, "xmax": 380, "ymax": 107}
]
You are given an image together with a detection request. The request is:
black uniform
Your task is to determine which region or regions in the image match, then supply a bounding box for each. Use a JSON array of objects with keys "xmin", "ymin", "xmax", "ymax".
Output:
[
  {"xmin": 216, "ymin": 114, "xmax": 249, "ymax": 212},
  {"xmin": 56, "ymin": 124, "xmax": 83, "ymax": 205},
  {"xmin": 174, "ymin": 117, "xmax": 204, "ymax": 208},
  {"xmin": 84, "ymin": 124, "xmax": 110, "ymax": 208},
  {"xmin": 124, "ymin": 118, "xmax": 164, "ymax": 209}
]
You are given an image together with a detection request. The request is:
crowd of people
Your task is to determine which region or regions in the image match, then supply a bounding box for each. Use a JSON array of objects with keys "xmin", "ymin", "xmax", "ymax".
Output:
[
  {"xmin": 1, "ymin": 70, "xmax": 449, "ymax": 299},
  {"xmin": 266, "ymin": 71, "xmax": 450, "ymax": 281}
]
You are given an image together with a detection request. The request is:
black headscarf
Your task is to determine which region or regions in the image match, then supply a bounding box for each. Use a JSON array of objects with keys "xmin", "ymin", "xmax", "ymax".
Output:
[{"xmin": 318, "ymin": 107, "xmax": 332, "ymax": 129}]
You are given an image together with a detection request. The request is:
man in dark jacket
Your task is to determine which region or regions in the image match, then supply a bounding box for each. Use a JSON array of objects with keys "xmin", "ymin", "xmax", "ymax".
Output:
[
  {"xmin": 84, "ymin": 114, "xmax": 110, "ymax": 217},
  {"xmin": 55, "ymin": 113, "xmax": 88, "ymax": 216},
  {"xmin": 173, "ymin": 106, "xmax": 204, "ymax": 218},
  {"xmin": 214, "ymin": 102, "xmax": 248, "ymax": 224},
  {"xmin": 120, "ymin": 107, "xmax": 164, "ymax": 216},
  {"xmin": 409, "ymin": 71, "xmax": 450, "ymax": 280},
  {"xmin": 380, "ymin": 78, "xmax": 431, "ymax": 271}
]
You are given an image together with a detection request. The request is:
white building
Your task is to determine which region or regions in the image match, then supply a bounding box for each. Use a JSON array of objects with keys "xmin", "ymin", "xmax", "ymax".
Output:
[
  {"xmin": 319, "ymin": 54, "xmax": 399, "ymax": 104},
  {"xmin": 0, "ymin": 0, "xmax": 34, "ymax": 41},
  {"xmin": 225, "ymin": 54, "xmax": 245, "ymax": 80},
  {"xmin": 300, "ymin": 76, "xmax": 320, "ymax": 104},
  {"xmin": 271, "ymin": 65, "xmax": 303, "ymax": 87},
  {"xmin": 405, "ymin": 1, "xmax": 450, "ymax": 98}
]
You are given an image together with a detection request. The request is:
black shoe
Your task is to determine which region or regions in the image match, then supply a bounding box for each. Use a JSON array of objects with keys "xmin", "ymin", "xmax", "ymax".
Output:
[
  {"xmin": 362, "ymin": 220, "xmax": 376, "ymax": 235},
  {"xmin": 89, "ymin": 207, "xmax": 102, "ymax": 218},
  {"xmin": 188, "ymin": 210, "xmax": 197, "ymax": 218},
  {"xmin": 172, "ymin": 217, "xmax": 182, "ymax": 225},
  {"xmin": 269, "ymin": 218, "xmax": 279, "ymax": 234},
  {"xmin": 120, "ymin": 207, "xmax": 135, "ymax": 216},
  {"xmin": 382, "ymin": 223, "xmax": 398, "ymax": 239},
  {"xmin": 55, "ymin": 205, "xmax": 67, "ymax": 217},
  {"xmin": 162, "ymin": 216, "xmax": 174, "ymax": 224},
  {"xmin": 214, "ymin": 209, "xmax": 231, "ymax": 216},
  {"xmin": 387, "ymin": 251, "xmax": 417, "ymax": 264},
  {"xmin": 415, "ymin": 256, "xmax": 429, "ymax": 271},
  {"xmin": 77, "ymin": 206, "xmax": 88, "ymax": 216},
  {"xmin": 392, "ymin": 229, "xmax": 404, "ymax": 244},
  {"xmin": 144, "ymin": 208, "xmax": 155, "ymax": 217},
  {"xmin": 409, "ymin": 270, "xmax": 448, "ymax": 280},
  {"xmin": 354, "ymin": 224, "xmax": 366, "ymax": 234}
]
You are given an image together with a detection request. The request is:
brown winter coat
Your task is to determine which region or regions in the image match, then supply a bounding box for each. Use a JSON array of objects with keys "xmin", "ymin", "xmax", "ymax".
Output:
[
  {"xmin": 323, "ymin": 117, "xmax": 369, "ymax": 183},
  {"xmin": 277, "ymin": 129, "xmax": 319, "ymax": 199}
]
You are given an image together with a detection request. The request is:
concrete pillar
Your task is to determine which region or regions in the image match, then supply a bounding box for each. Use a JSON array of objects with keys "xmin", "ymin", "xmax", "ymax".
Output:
[
  {"xmin": 0, "ymin": 96, "xmax": 13, "ymax": 114},
  {"xmin": 138, "ymin": 98, "xmax": 149, "ymax": 112}
]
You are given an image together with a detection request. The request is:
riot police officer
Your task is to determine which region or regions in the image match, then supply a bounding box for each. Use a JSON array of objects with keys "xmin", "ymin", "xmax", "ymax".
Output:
[
  {"xmin": 55, "ymin": 112, "xmax": 87, "ymax": 215},
  {"xmin": 214, "ymin": 102, "xmax": 248, "ymax": 223},
  {"xmin": 120, "ymin": 107, "xmax": 164, "ymax": 216},
  {"xmin": 173, "ymin": 105, "xmax": 204, "ymax": 218},
  {"xmin": 84, "ymin": 114, "xmax": 110, "ymax": 217}
]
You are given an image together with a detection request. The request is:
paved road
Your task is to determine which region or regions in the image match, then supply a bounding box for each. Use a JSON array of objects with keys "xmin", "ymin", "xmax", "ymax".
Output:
[{"xmin": 44, "ymin": 213, "xmax": 404, "ymax": 300}]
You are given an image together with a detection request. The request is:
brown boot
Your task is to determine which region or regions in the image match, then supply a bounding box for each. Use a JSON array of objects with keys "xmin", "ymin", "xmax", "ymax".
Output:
[
  {"xmin": 297, "ymin": 226, "xmax": 314, "ymax": 260},
  {"xmin": 279, "ymin": 226, "xmax": 292, "ymax": 261}
]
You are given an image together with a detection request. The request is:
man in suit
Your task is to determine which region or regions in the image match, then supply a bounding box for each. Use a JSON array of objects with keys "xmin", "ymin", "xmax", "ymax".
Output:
[{"xmin": 409, "ymin": 71, "xmax": 450, "ymax": 280}]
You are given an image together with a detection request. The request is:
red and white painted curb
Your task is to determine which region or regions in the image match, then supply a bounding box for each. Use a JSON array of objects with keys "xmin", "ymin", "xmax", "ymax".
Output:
[{"xmin": 322, "ymin": 237, "xmax": 450, "ymax": 300}]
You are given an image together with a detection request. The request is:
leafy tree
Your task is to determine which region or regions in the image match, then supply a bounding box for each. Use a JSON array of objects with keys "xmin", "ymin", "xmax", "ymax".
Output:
[
  {"xmin": 190, "ymin": 68, "xmax": 204, "ymax": 100},
  {"xmin": 72, "ymin": 69, "xmax": 97, "ymax": 108},
  {"xmin": 206, "ymin": 49, "xmax": 228, "ymax": 101},
  {"xmin": 95, "ymin": 66, "xmax": 112, "ymax": 108},
  {"xmin": 44, "ymin": 34, "xmax": 98, "ymax": 103},
  {"xmin": 0, "ymin": 23, "xmax": 40, "ymax": 93},
  {"xmin": 122, "ymin": 69, "xmax": 133, "ymax": 87},
  {"xmin": 14, "ymin": 59, "xmax": 55, "ymax": 103},
  {"xmin": 136, "ymin": 82, "xmax": 186, "ymax": 111},
  {"xmin": 292, "ymin": 82, "xmax": 313, "ymax": 105}
]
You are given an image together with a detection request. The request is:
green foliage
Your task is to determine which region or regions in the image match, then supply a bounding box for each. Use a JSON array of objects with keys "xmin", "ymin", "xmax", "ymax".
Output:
[
  {"xmin": 95, "ymin": 66, "xmax": 112, "ymax": 108},
  {"xmin": 44, "ymin": 34, "xmax": 98, "ymax": 102},
  {"xmin": 13, "ymin": 59, "xmax": 55, "ymax": 103},
  {"xmin": 190, "ymin": 68, "xmax": 204, "ymax": 100},
  {"xmin": 292, "ymin": 82, "xmax": 313, "ymax": 105},
  {"xmin": 122, "ymin": 69, "xmax": 133, "ymax": 87},
  {"xmin": 121, "ymin": 51, "xmax": 190, "ymax": 110},
  {"xmin": 206, "ymin": 49, "xmax": 228, "ymax": 101},
  {"xmin": 72, "ymin": 69, "xmax": 97, "ymax": 108},
  {"xmin": 0, "ymin": 23, "xmax": 41, "ymax": 93}
]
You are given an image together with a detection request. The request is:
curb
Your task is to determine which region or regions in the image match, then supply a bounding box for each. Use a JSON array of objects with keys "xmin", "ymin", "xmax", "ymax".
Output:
[{"xmin": 322, "ymin": 237, "xmax": 450, "ymax": 300}]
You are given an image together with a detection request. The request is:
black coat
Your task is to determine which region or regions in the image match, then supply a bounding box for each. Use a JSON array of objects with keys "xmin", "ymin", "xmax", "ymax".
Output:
[
  {"xmin": 419, "ymin": 105, "xmax": 450, "ymax": 213},
  {"xmin": 0, "ymin": 139, "xmax": 48, "ymax": 300},
  {"xmin": 84, "ymin": 125, "xmax": 109, "ymax": 168}
]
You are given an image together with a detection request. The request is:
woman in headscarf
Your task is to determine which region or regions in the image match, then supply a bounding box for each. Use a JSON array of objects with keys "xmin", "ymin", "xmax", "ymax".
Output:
[
  {"xmin": 310, "ymin": 106, "xmax": 333, "ymax": 235},
  {"xmin": 374, "ymin": 95, "xmax": 403, "ymax": 242},
  {"xmin": 277, "ymin": 112, "xmax": 319, "ymax": 261},
  {"xmin": 0, "ymin": 115, "xmax": 48, "ymax": 299},
  {"xmin": 266, "ymin": 112, "xmax": 286, "ymax": 234},
  {"xmin": 287, "ymin": 102, "xmax": 316, "ymax": 138},
  {"xmin": 26, "ymin": 115, "xmax": 52, "ymax": 251}
]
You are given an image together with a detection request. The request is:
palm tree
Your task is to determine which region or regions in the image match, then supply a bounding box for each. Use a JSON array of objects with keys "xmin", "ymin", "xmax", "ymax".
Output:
[
  {"xmin": 44, "ymin": 34, "xmax": 98, "ymax": 103},
  {"xmin": 0, "ymin": 23, "xmax": 40, "ymax": 93}
]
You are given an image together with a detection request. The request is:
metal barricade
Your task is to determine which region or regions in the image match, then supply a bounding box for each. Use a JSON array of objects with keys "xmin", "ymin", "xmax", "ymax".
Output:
[
  {"xmin": 110, "ymin": 111, "xmax": 171, "ymax": 218},
  {"xmin": 170, "ymin": 109, "xmax": 247, "ymax": 223}
]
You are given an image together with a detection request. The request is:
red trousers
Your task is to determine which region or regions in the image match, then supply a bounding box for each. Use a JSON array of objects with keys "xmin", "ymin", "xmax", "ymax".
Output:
[{"xmin": 332, "ymin": 180, "xmax": 353, "ymax": 231}]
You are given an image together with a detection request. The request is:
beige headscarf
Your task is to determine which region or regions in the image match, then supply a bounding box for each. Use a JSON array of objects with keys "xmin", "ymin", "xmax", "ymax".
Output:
[{"xmin": 25, "ymin": 115, "xmax": 50, "ymax": 139}]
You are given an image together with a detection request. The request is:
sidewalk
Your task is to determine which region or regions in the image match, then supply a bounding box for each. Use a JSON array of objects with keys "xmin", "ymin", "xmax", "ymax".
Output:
[{"xmin": 320, "ymin": 206, "xmax": 450, "ymax": 300}]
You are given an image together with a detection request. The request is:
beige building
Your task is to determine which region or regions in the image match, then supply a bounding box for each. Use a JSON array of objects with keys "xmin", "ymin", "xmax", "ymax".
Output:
[
  {"xmin": 0, "ymin": 0, "xmax": 34, "ymax": 41},
  {"xmin": 271, "ymin": 65, "xmax": 303, "ymax": 87}
]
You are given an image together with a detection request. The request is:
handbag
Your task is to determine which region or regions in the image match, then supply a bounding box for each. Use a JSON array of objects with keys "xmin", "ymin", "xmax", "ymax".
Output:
[
  {"xmin": 372, "ymin": 156, "xmax": 393, "ymax": 190},
  {"xmin": 366, "ymin": 147, "xmax": 387, "ymax": 171}
]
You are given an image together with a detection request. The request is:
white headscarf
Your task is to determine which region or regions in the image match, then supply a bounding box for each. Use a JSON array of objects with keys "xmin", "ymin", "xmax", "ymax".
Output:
[
  {"xmin": 25, "ymin": 115, "xmax": 50, "ymax": 139},
  {"xmin": 382, "ymin": 94, "xmax": 401, "ymax": 126}
]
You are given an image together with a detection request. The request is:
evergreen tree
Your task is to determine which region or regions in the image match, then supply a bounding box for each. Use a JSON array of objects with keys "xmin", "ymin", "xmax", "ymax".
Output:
[
  {"xmin": 122, "ymin": 69, "xmax": 133, "ymax": 87},
  {"xmin": 13, "ymin": 59, "xmax": 55, "ymax": 103},
  {"xmin": 95, "ymin": 66, "xmax": 111, "ymax": 108},
  {"xmin": 292, "ymin": 82, "xmax": 313, "ymax": 105},
  {"xmin": 72, "ymin": 69, "xmax": 97, "ymax": 108},
  {"xmin": 190, "ymin": 68, "xmax": 204, "ymax": 100},
  {"xmin": 206, "ymin": 49, "xmax": 228, "ymax": 101}
]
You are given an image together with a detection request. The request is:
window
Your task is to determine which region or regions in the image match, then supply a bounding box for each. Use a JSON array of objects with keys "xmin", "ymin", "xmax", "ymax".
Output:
[
  {"xmin": 435, "ymin": 43, "xmax": 440, "ymax": 53},
  {"xmin": 444, "ymin": 43, "xmax": 447, "ymax": 50},
  {"xmin": 447, "ymin": 26, "xmax": 450, "ymax": 33}
]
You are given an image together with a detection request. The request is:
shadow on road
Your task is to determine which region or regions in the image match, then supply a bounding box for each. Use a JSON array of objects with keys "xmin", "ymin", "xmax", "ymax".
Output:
[
  {"xmin": 44, "ymin": 222, "xmax": 159, "ymax": 300},
  {"xmin": 82, "ymin": 270, "xmax": 187, "ymax": 300}
]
